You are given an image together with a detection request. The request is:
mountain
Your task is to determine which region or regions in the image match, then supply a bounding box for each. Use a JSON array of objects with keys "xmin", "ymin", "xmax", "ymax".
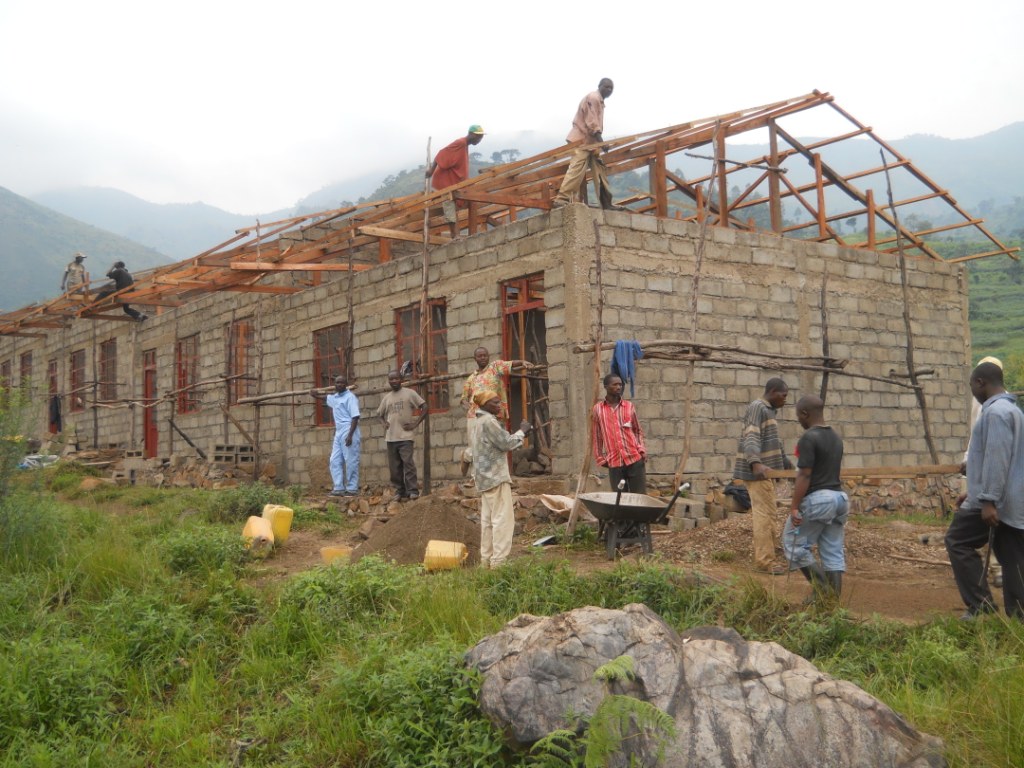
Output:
[
  {"xmin": 27, "ymin": 123, "xmax": 1024, "ymax": 260},
  {"xmin": 0, "ymin": 187, "xmax": 172, "ymax": 311},
  {"xmin": 30, "ymin": 187, "xmax": 274, "ymax": 261}
]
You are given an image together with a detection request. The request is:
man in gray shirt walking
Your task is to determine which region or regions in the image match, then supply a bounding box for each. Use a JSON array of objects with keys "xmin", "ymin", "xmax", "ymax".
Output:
[{"xmin": 945, "ymin": 361, "xmax": 1024, "ymax": 619}]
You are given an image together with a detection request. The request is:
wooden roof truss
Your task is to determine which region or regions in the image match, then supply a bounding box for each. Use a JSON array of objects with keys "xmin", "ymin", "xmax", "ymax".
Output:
[{"xmin": 1, "ymin": 90, "xmax": 1015, "ymax": 338}]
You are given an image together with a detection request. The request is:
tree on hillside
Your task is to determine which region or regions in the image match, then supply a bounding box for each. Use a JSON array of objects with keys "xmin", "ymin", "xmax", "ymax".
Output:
[{"xmin": 1008, "ymin": 259, "xmax": 1023, "ymax": 285}]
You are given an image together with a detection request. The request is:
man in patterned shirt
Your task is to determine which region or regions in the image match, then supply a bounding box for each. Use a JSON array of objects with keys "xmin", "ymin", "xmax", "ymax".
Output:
[
  {"xmin": 460, "ymin": 347, "xmax": 533, "ymax": 475},
  {"xmin": 592, "ymin": 373, "xmax": 647, "ymax": 493},
  {"xmin": 733, "ymin": 378, "xmax": 792, "ymax": 574},
  {"xmin": 471, "ymin": 390, "xmax": 532, "ymax": 568}
]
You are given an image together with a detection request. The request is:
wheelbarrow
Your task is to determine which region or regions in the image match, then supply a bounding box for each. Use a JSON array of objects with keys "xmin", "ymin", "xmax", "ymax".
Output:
[{"xmin": 578, "ymin": 483, "xmax": 690, "ymax": 560}]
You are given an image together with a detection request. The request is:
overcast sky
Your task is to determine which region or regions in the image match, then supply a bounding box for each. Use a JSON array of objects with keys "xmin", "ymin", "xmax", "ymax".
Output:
[{"xmin": 1, "ymin": 0, "xmax": 1021, "ymax": 215}]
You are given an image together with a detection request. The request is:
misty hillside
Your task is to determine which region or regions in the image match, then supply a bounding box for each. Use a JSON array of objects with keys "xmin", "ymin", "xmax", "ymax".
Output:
[
  {"xmin": 26, "ymin": 124, "xmax": 1024, "ymax": 263},
  {"xmin": 30, "ymin": 187, "xmax": 279, "ymax": 261},
  {"xmin": 0, "ymin": 187, "xmax": 172, "ymax": 311}
]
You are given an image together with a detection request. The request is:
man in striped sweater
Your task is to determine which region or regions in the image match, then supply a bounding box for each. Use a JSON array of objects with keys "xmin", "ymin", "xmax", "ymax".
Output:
[
  {"xmin": 734, "ymin": 378, "xmax": 793, "ymax": 574},
  {"xmin": 592, "ymin": 373, "xmax": 647, "ymax": 493}
]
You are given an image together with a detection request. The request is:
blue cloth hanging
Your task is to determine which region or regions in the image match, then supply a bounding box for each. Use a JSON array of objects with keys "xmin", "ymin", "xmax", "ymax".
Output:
[{"xmin": 610, "ymin": 340, "xmax": 644, "ymax": 397}]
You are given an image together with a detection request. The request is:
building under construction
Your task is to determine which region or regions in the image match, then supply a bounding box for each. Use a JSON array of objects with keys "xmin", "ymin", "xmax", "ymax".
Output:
[{"xmin": 0, "ymin": 91, "xmax": 1017, "ymax": 492}]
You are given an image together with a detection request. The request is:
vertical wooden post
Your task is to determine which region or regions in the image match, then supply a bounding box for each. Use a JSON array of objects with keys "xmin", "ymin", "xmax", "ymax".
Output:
[
  {"xmin": 91, "ymin": 322, "xmax": 98, "ymax": 449},
  {"xmin": 768, "ymin": 121, "xmax": 782, "ymax": 233},
  {"xmin": 716, "ymin": 131, "xmax": 728, "ymax": 226},
  {"xmin": 566, "ymin": 220, "xmax": 605, "ymax": 537},
  {"xmin": 695, "ymin": 186, "xmax": 705, "ymax": 223},
  {"xmin": 653, "ymin": 140, "xmax": 668, "ymax": 218},
  {"xmin": 378, "ymin": 237, "xmax": 392, "ymax": 263},
  {"xmin": 866, "ymin": 189, "xmax": 876, "ymax": 249},
  {"xmin": 420, "ymin": 138, "xmax": 433, "ymax": 495},
  {"xmin": 814, "ymin": 153, "xmax": 827, "ymax": 239}
]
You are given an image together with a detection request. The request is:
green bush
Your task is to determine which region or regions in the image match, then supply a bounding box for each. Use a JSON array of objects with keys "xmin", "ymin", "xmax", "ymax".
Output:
[
  {"xmin": 201, "ymin": 482, "xmax": 288, "ymax": 523},
  {"xmin": 321, "ymin": 642, "xmax": 516, "ymax": 768},
  {"xmin": 0, "ymin": 637, "xmax": 118, "ymax": 746},
  {"xmin": 43, "ymin": 462, "xmax": 104, "ymax": 493},
  {"xmin": 478, "ymin": 557, "xmax": 588, "ymax": 618},
  {"xmin": 589, "ymin": 560, "xmax": 720, "ymax": 625},
  {"xmin": 88, "ymin": 589, "xmax": 197, "ymax": 670},
  {"xmin": 159, "ymin": 525, "xmax": 247, "ymax": 576},
  {"xmin": 0, "ymin": 491, "xmax": 67, "ymax": 574},
  {"xmin": 280, "ymin": 554, "xmax": 416, "ymax": 622}
]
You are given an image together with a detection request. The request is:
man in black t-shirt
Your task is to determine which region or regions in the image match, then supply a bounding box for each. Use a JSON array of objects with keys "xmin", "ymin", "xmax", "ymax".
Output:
[
  {"xmin": 95, "ymin": 261, "xmax": 146, "ymax": 321},
  {"xmin": 781, "ymin": 395, "xmax": 849, "ymax": 603}
]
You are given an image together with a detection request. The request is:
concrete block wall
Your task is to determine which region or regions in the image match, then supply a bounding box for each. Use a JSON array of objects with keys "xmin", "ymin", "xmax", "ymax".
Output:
[
  {"xmin": 584, "ymin": 208, "xmax": 970, "ymax": 478},
  {"xmin": 0, "ymin": 205, "xmax": 971, "ymax": 491}
]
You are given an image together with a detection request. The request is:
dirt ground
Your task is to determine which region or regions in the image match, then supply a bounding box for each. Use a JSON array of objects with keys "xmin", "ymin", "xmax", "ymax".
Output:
[{"xmin": 252, "ymin": 489, "xmax": 995, "ymax": 625}]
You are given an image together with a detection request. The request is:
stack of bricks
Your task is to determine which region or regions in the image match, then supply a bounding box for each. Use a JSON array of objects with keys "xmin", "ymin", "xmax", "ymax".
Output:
[{"xmin": 213, "ymin": 444, "xmax": 239, "ymax": 465}]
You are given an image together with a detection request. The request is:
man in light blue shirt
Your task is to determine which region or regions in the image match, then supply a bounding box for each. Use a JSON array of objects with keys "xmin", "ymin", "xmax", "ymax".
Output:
[
  {"xmin": 946, "ymin": 361, "xmax": 1024, "ymax": 619},
  {"xmin": 310, "ymin": 375, "xmax": 361, "ymax": 497}
]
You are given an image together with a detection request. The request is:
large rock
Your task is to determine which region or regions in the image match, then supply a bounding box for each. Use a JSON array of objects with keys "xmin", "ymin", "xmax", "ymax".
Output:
[{"xmin": 465, "ymin": 604, "xmax": 945, "ymax": 767}]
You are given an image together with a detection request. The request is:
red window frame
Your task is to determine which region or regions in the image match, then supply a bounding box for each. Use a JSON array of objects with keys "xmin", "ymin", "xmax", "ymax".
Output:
[
  {"xmin": 69, "ymin": 350, "xmax": 86, "ymax": 412},
  {"xmin": 48, "ymin": 359, "xmax": 58, "ymax": 397},
  {"xmin": 19, "ymin": 351, "xmax": 32, "ymax": 390},
  {"xmin": 227, "ymin": 319, "xmax": 255, "ymax": 405},
  {"xmin": 175, "ymin": 334, "xmax": 201, "ymax": 414},
  {"xmin": 99, "ymin": 339, "xmax": 117, "ymax": 401},
  {"xmin": 312, "ymin": 323, "xmax": 349, "ymax": 427},
  {"xmin": 395, "ymin": 299, "xmax": 448, "ymax": 412}
]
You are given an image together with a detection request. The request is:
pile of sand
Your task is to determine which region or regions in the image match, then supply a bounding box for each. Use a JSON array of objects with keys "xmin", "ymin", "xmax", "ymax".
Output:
[{"xmin": 352, "ymin": 493, "xmax": 481, "ymax": 566}]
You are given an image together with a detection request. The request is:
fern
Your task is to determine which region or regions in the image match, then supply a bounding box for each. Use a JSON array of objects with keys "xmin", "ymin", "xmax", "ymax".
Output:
[
  {"xmin": 593, "ymin": 655, "xmax": 636, "ymax": 684},
  {"xmin": 587, "ymin": 655, "xmax": 676, "ymax": 768},
  {"xmin": 529, "ymin": 728, "xmax": 584, "ymax": 767},
  {"xmin": 585, "ymin": 695, "xmax": 676, "ymax": 768}
]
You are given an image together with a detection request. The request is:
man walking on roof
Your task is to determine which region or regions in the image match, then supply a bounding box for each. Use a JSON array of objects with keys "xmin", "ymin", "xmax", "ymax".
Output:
[
  {"xmin": 426, "ymin": 125, "xmax": 486, "ymax": 237},
  {"xmin": 61, "ymin": 252, "xmax": 90, "ymax": 296},
  {"xmin": 94, "ymin": 261, "xmax": 146, "ymax": 321},
  {"xmin": 552, "ymin": 78, "xmax": 624, "ymax": 211}
]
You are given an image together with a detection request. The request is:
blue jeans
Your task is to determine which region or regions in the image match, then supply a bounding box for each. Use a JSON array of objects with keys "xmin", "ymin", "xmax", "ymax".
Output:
[
  {"xmin": 329, "ymin": 428, "xmax": 361, "ymax": 493},
  {"xmin": 782, "ymin": 489, "xmax": 849, "ymax": 571}
]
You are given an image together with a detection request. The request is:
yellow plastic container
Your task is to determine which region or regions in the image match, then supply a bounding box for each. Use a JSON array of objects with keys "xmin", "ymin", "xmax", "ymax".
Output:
[
  {"xmin": 262, "ymin": 504, "xmax": 295, "ymax": 545},
  {"xmin": 242, "ymin": 515, "xmax": 275, "ymax": 558},
  {"xmin": 423, "ymin": 540, "xmax": 468, "ymax": 572},
  {"xmin": 320, "ymin": 545, "xmax": 353, "ymax": 565}
]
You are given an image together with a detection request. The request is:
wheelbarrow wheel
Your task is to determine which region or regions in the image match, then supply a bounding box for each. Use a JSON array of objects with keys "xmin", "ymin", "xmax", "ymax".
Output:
[
  {"xmin": 640, "ymin": 523, "xmax": 653, "ymax": 555},
  {"xmin": 605, "ymin": 525, "xmax": 618, "ymax": 560}
]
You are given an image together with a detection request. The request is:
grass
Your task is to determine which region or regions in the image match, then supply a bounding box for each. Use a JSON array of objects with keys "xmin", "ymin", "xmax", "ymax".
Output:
[{"xmin": 0, "ymin": 465, "xmax": 1022, "ymax": 766}]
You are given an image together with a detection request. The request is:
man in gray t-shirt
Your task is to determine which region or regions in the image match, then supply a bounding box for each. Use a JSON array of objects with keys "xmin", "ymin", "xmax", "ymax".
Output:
[
  {"xmin": 377, "ymin": 371, "xmax": 426, "ymax": 500},
  {"xmin": 946, "ymin": 361, "xmax": 1024, "ymax": 620}
]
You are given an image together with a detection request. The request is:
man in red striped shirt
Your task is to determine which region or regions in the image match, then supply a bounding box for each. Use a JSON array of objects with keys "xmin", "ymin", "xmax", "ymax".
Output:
[{"xmin": 592, "ymin": 373, "xmax": 647, "ymax": 493}]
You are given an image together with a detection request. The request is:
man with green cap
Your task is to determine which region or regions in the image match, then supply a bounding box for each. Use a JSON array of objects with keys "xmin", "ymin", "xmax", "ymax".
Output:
[{"xmin": 426, "ymin": 125, "xmax": 485, "ymax": 236}]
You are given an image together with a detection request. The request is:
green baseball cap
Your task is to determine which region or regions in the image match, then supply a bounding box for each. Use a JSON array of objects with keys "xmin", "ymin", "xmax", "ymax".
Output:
[{"xmin": 468, "ymin": 124, "xmax": 485, "ymax": 135}]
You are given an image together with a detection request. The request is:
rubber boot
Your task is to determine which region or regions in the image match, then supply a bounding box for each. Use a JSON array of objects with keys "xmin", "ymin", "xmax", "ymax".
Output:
[
  {"xmin": 825, "ymin": 571, "xmax": 843, "ymax": 597},
  {"xmin": 800, "ymin": 564, "xmax": 830, "ymax": 606}
]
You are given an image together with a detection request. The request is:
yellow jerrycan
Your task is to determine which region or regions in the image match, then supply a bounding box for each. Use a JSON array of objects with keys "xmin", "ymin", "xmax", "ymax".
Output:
[
  {"xmin": 423, "ymin": 540, "xmax": 468, "ymax": 572},
  {"xmin": 242, "ymin": 516, "xmax": 275, "ymax": 557},
  {"xmin": 262, "ymin": 504, "xmax": 294, "ymax": 545}
]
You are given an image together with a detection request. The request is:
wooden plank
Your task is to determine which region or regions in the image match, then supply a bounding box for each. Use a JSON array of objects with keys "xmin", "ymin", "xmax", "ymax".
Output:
[
  {"xmin": 454, "ymin": 190, "xmax": 552, "ymax": 209},
  {"xmin": 766, "ymin": 463, "xmax": 959, "ymax": 479},
  {"xmin": 220, "ymin": 405, "xmax": 256, "ymax": 447},
  {"xmin": 357, "ymin": 225, "xmax": 448, "ymax": 246},
  {"xmin": 227, "ymin": 261, "xmax": 371, "ymax": 272}
]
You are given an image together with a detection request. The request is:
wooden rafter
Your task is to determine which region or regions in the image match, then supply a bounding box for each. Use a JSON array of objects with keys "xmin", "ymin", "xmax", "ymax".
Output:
[{"xmin": 1, "ymin": 90, "xmax": 1015, "ymax": 338}]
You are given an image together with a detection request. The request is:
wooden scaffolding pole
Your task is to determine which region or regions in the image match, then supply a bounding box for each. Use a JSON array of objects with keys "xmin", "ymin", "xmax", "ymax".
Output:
[
  {"xmin": 673, "ymin": 121, "xmax": 719, "ymax": 488},
  {"xmin": 420, "ymin": 137, "xmax": 433, "ymax": 496},
  {"xmin": 566, "ymin": 218, "xmax": 605, "ymax": 536},
  {"xmin": 882, "ymin": 150, "xmax": 939, "ymax": 465}
]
